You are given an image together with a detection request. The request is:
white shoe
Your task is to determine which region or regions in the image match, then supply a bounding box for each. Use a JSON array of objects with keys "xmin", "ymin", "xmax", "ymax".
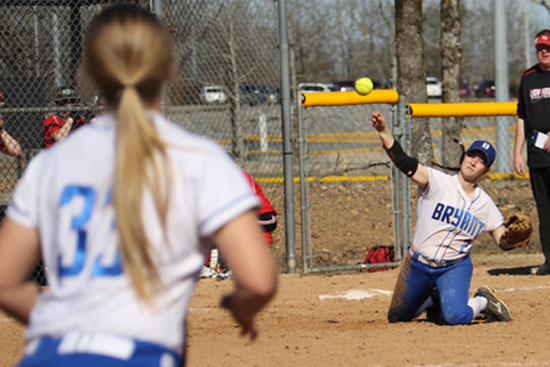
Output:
[
  {"xmin": 199, "ymin": 266, "xmax": 212, "ymax": 278},
  {"xmin": 214, "ymin": 269, "xmax": 233, "ymax": 280}
]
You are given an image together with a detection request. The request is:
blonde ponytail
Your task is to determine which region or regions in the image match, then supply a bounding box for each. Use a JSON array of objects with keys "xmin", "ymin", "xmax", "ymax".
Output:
[
  {"xmin": 83, "ymin": 4, "xmax": 175, "ymax": 302},
  {"xmin": 114, "ymin": 86, "xmax": 169, "ymax": 300}
]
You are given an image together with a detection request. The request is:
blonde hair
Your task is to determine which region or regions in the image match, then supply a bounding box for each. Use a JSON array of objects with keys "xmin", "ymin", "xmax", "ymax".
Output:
[{"xmin": 82, "ymin": 4, "xmax": 175, "ymax": 301}]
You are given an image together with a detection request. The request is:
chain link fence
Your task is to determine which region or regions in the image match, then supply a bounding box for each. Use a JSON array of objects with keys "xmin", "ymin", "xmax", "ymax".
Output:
[
  {"xmin": 0, "ymin": 1, "xmax": 527, "ymax": 284},
  {"xmin": 297, "ymin": 98, "xmax": 405, "ymax": 273},
  {"xmin": 1, "ymin": 0, "xmax": 286, "ymax": 284},
  {"xmin": 425, "ymin": 115, "xmax": 517, "ymax": 173}
]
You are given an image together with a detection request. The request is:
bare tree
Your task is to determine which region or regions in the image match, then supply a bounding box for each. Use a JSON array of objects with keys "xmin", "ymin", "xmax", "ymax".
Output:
[
  {"xmin": 424, "ymin": 1, "xmax": 442, "ymax": 77},
  {"xmin": 459, "ymin": 3, "xmax": 493, "ymax": 85},
  {"xmin": 440, "ymin": 0, "xmax": 463, "ymax": 169},
  {"xmin": 395, "ymin": 0, "xmax": 432, "ymax": 164},
  {"xmin": 289, "ymin": 0, "xmax": 337, "ymax": 83}
]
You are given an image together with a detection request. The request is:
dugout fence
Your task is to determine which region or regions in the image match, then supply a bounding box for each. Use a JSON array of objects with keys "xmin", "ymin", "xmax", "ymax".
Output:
[{"xmin": 298, "ymin": 90, "xmax": 408, "ymax": 273}]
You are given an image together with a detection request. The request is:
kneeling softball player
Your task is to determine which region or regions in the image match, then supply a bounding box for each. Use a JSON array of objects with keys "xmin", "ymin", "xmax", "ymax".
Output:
[{"xmin": 371, "ymin": 111, "xmax": 524, "ymax": 325}]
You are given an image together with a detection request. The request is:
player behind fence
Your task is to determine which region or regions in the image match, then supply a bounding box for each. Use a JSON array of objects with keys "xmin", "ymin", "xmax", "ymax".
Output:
[
  {"xmin": 370, "ymin": 111, "xmax": 523, "ymax": 325},
  {"xmin": 42, "ymin": 87, "xmax": 90, "ymax": 148},
  {"xmin": 0, "ymin": 4, "xmax": 277, "ymax": 366},
  {"xmin": 242, "ymin": 170, "xmax": 278, "ymax": 248},
  {"xmin": 201, "ymin": 166, "xmax": 277, "ymax": 279},
  {"xmin": 0, "ymin": 92, "xmax": 22, "ymax": 157}
]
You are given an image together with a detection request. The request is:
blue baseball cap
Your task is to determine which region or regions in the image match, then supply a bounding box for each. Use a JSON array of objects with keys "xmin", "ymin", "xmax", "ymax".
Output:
[{"xmin": 466, "ymin": 140, "xmax": 496, "ymax": 167}]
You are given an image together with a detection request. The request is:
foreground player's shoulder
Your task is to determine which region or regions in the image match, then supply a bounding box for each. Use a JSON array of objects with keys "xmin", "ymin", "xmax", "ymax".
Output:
[{"xmin": 18, "ymin": 149, "xmax": 49, "ymax": 182}]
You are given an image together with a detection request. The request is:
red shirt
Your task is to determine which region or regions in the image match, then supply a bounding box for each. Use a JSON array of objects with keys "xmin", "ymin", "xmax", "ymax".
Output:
[
  {"xmin": 43, "ymin": 114, "xmax": 87, "ymax": 148},
  {"xmin": 205, "ymin": 170, "xmax": 278, "ymax": 265},
  {"xmin": 242, "ymin": 170, "xmax": 276, "ymax": 215},
  {"xmin": 42, "ymin": 115, "xmax": 64, "ymax": 148},
  {"xmin": 242, "ymin": 170, "xmax": 277, "ymax": 247}
]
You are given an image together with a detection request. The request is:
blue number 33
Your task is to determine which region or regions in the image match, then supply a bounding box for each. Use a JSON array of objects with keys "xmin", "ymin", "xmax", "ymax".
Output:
[{"xmin": 57, "ymin": 185, "xmax": 122, "ymax": 279}]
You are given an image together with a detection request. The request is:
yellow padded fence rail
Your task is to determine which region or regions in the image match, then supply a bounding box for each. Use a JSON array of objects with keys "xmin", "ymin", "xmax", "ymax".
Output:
[
  {"xmin": 406, "ymin": 101, "xmax": 518, "ymax": 117},
  {"xmin": 301, "ymin": 89, "xmax": 399, "ymax": 107}
]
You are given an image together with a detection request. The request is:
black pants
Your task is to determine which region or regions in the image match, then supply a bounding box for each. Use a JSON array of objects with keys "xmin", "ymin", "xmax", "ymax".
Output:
[{"xmin": 529, "ymin": 167, "xmax": 550, "ymax": 265}]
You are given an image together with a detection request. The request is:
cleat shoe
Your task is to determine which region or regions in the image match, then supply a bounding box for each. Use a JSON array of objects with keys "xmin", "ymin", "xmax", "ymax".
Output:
[
  {"xmin": 474, "ymin": 286, "xmax": 511, "ymax": 322},
  {"xmin": 535, "ymin": 263, "xmax": 550, "ymax": 276}
]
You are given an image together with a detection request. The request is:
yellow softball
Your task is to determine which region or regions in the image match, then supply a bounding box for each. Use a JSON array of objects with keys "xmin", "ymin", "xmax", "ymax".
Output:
[{"xmin": 355, "ymin": 77, "xmax": 374, "ymax": 96}]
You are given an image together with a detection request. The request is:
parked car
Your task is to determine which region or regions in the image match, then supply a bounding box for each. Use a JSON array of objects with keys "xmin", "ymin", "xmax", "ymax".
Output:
[
  {"xmin": 239, "ymin": 83, "xmax": 271, "ymax": 106},
  {"xmin": 200, "ymin": 85, "xmax": 227, "ymax": 104},
  {"xmin": 475, "ymin": 80, "xmax": 495, "ymax": 98},
  {"xmin": 460, "ymin": 81, "xmax": 472, "ymax": 98},
  {"xmin": 333, "ymin": 80, "xmax": 355, "ymax": 91},
  {"xmin": 268, "ymin": 87, "xmax": 280, "ymax": 103},
  {"xmin": 298, "ymin": 82, "xmax": 335, "ymax": 93},
  {"xmin": 384, "ymin": 78, "xmax": 395, "ymax": 89},
  {"xmin": 426, "ymin": 77, "xmax": 442, "ymax": 98}
]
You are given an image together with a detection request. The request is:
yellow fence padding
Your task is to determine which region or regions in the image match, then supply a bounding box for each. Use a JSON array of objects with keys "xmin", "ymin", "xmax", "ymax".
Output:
[
  {"xmin": 406, "ymin": 101, "xmax": 518, "ymax": 117},
  {"xmin": 301, "ymin": 89, "xmax": 399, "ymax": 107}
]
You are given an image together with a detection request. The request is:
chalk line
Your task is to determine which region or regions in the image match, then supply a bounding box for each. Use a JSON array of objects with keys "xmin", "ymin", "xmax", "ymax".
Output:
[
  {"xmin": 498, "ymin": 285, "xmax": 550, "ymax": 293},
  {"xmin": 319, "ymin": 289, "xmax": 392, "ymax": 301},
  {"xmin": 405, "ymin": 361, "xmax": 550, "ymax": 367}
]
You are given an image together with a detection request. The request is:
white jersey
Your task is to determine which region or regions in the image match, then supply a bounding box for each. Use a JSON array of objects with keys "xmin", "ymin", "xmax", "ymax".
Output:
[
  {"xmin": 6, "ymin": 112, "xmax": 258, "ymax": 352},
  {"xmin": 411, "ymin": 168, "xmax": 503, "ymax": 263}
]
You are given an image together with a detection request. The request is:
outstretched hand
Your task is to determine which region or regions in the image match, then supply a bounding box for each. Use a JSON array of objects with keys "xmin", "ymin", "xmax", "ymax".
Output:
[
  {"xmin": 370, "ymin": 111, "xmax": 387, "ymax": 132},
  {"xmin": 221, "ymin": 293, "xmax": 259, "ymax": 340}
]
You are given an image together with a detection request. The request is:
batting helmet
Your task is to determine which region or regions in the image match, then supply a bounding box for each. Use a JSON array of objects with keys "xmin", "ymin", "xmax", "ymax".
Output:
[{"xmin": 55, "ymin": 87, "xmax": 79, "ymax": 105}]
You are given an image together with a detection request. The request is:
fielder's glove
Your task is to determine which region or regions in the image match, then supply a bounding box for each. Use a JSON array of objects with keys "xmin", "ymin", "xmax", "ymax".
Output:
[{"xmin": 499, "ymin": 214, "xmax": 532, "ymax": 251}]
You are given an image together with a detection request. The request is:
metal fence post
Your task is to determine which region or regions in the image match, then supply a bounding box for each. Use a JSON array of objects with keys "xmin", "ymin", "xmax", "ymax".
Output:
[
  {"xmin": 494, "ymin": 0, "xmax": 512, "ymax": 173},
  {"xmin": 150, "ymin": 0, "xmax": 163, "ymax": 19},
  {"xmin": 277, "ymin": 0, "xmax": 296, "ymax": 273},
  {"xmin": 390, "ymin": 104, "xmax": 402, "ymax": 261},
  {"xmin": 399, "ymin": 97, "xmax": 411, "ymax": 254},
  {"xmin": 297, "ymin": 93, "xmax": 309, "ymax": 273}
]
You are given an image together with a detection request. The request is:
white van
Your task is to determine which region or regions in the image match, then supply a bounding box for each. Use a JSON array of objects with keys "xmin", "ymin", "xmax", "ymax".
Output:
[
  {"xmin": 298, "ymin": 82, "xmax": 335, "ymax": 93},
  {"xmin": 200, "ymin": 85, "xmax": 227, "ymax": 104},
  {"xmin": 426, "ymin": 77, "xmax": 442, "ymax": 98}
]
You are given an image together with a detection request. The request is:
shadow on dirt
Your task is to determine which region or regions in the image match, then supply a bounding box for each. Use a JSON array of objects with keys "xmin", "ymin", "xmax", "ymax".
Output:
[{"xmin": 487, "ymin": 266, "xmax": 535, "ymax": 276}]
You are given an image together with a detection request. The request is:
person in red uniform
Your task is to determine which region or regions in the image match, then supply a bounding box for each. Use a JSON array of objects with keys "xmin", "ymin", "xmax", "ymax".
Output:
[
  {"xmin": 201, "ymin": 166, "xmax": 277, "ymax": 278},
  {"xmin": 42, "ymin": 87, "xmax": 87, "ymax": 148},
  {"xmin": 241, "ymin": 170, "xmax": 277, "ymax": 248}
]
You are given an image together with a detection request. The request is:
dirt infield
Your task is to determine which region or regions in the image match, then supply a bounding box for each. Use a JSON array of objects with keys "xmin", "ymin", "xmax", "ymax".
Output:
[{"xmin": 2, "ymin": 253, "xmax": 550, "ymax": 367}]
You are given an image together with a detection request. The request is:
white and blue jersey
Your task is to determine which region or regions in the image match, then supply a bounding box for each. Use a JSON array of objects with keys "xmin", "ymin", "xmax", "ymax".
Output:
[
  {"xmin": 411, "ymin": 168, "xmax": 503, "ymax": 263},
  {"xmin": 7, "ymin": 112, "xmax": 258, "ymax": 356}
]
